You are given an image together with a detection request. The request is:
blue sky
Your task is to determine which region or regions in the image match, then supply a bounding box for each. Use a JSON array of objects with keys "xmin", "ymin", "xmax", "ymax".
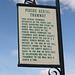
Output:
[{"xmin": 0, "ymin": 0, "xmax": 75, "ymax": 75}]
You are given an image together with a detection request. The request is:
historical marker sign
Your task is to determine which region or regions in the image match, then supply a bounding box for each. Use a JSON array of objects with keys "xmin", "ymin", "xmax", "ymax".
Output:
[{"xmin": 17, "ymin": 4, "xmax": 63, "ymax": 67}]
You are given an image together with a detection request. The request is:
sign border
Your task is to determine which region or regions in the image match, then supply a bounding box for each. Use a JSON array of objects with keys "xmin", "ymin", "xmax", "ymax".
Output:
[{"xmin": 17, "ymin": 3, "xmax": 64, "ymax": 68}]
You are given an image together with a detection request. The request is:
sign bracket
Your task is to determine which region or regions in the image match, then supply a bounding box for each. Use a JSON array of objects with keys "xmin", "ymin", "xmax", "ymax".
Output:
[{"xmin": 24, "ymin": 0, "xmax": 36, "ymax": 5}]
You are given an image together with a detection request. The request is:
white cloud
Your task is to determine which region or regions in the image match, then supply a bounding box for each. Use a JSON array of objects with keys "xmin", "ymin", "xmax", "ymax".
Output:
[
  {"xmin": 13, "ymin": 0, "xmax": 24, "ymax": 3},
  {"xmin": 13, "ymin": 0, "xmax": 75, "ymax": 11},
  {"xmin": 60, "ymin": 0, "xmax": 75, "ymax": 11},
  {"xmin": 66, "ymin": 68, "xmax": 75, "ymax": 75},
  {"xmin": 11, "ymin": 50, "xmax": 18, "ymax": 56},
  {"xmin": 37, "ymin": 0, "xmax": 55, "ymax": 2},
  {"xmin": 13, "ymin": 0, "xmax": 55, "ymax": 3},
  {"xmin": 39, "ymin": 69, "xmax": 49, "ymax": 75},
  {"xmin": 38, "ymin": 0, "xmax": 75, "ymax": 11},
  {"xmin": 67, "ymin": 69, "xmax": 75, "ymax": 73},
  {"xmin": 13, "ymin": 0, "xmax": 38, "ymax": 4},
  {"xmin": 60, "ymin": 6, "xmax": 69, "ymax": 14}
]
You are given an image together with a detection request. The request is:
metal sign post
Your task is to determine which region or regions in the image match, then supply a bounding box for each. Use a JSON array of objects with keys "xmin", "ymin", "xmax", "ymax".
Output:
[
  {"xmin": 17, "ymin": 0, "xmax": 65, "ymax": 75},
  {"xmin": 56, "ymin": 0, "xmax": 65, "ymax": 75}
]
